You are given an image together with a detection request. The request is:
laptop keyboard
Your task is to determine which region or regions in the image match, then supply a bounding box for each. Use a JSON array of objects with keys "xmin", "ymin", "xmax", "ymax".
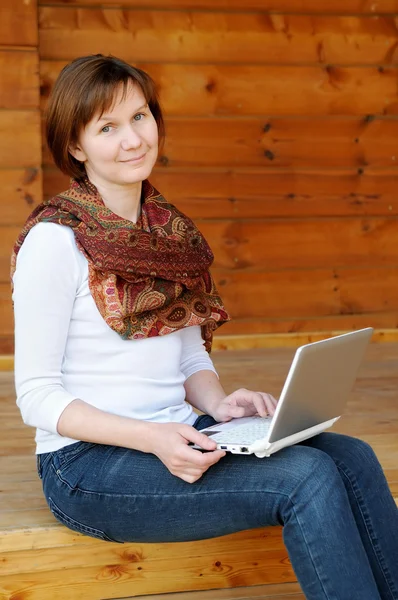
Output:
[{"xmin": 210, "ymin": 417, "xmax": 272, "ymax": 445}]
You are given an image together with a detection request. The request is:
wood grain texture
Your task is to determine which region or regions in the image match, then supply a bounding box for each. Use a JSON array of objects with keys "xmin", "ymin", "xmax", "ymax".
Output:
[
  {"xmin": 211, "ymin": 266, "xmax": 398, "ymax": 318},
  {"xmin": 199, "ymin": 218, "xmax": 398, "ymax": 270},
  {"xmin": 0, "ymin": 111, "xmax": 41, "ymax": 168},
  {"xmin": 3, "ymin": 217, "xmax": 398, "ymax": 276},
  {"xmin": 38, "ymin": 8, "xmax": 398, "ymax": 65},
  {"xmin": 0, "ymin": 169, "xmax": 42, "ymax": 224},
  {"xmin": 0, "ymin": 50, "xmax": 39, "ymax": 109},
  {"xmin": 40, "ymin": 167, "xmax": 398, "ymax": 218},
  {"xmin": 40, "ymin": 61, "xmax": 398, "ymax": 116},
  {"xmin": 217, "ymin": 316, "xmax": 398, "ymax": 337},
  {"xmin": 43, "ymin": 166, "xmax": 398, "ymax": 204},
  {"xmin": 113, "ymin": 583, "xmax": 305, "ymax": 600},
  {"xmin": 0, "ymin": 286, "xmax": 13, "ymax": 336},
  {"xmin": 0, "ymin": 0, "xmax": 38, "ymax": 47},
  {"xmin": 36, "ymin": 0, "xmax": 398, "ymax": 15},
  {"xmin": 41, "ymin": 116, "xmax": 398, "ymax": 170},
  {"xmin": 157, "ymin": 116, "xmax": 398, "ymax": 169}
]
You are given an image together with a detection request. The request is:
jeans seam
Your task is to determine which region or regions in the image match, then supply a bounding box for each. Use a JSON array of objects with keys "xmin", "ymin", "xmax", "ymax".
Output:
[
  {"xmin": 287, "ymin": 497, "xmax": 332, "ymax": 600},
  {"xmin": 337, "ymin": 464, "xmax": 398, "ymax": 600},
  {"xmin": 53, "ymin": 469, "xmax": 293, "ymax": 499}
]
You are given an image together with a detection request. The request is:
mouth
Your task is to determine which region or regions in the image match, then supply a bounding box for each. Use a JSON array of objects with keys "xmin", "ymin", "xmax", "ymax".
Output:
[{"xmin": 121, "ymin": 153, "xmax": 146, "ymax": 164}]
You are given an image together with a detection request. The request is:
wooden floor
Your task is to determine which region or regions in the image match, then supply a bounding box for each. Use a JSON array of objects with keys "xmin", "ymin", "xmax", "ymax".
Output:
[
  {"xmin": 115, "ymin": 582, "xmax": 305, "ymax": 599},
  {"xmin": 1, "ymin": 342, "xmax": 398, "ymax": 599}
]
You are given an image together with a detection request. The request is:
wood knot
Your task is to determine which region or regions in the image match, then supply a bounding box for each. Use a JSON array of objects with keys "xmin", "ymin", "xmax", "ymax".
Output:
[
  {"xmin": 205, "ymin": 79, "xmax": 217, "ymax": 93},
  {"xmin": 24, "ymin": 193, "xmax": 34, "ymax": 205},
  {"xmin": 159, "ymin": 155, "xmax": 169, "ymax": 166},
  {"xmin": 263, "ymin": 123, "xmax": 271, "ymax": 133},
  {"xmin": 22, "ymin": 168, "xmax": 39, "ymax": 185},
  {"xmin": 264, "ymin": 149, "xmax": 275, "ymax": 161},
  {"xmin": 362, "ymin": 222, "xmax": 371, "ymax": 232},
  {"xmin": 364, "ymin": 114, "xmax": 375, "ymax": 123},
  {"xmin": 40, "ymin": 80, "xmax": 52, "ymax": 98}
]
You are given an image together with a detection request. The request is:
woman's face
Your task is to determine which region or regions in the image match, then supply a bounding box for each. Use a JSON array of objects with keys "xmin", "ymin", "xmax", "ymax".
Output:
[{"xmin": 70, "ymin": 82, "xmax": 159, "ymax": 187}]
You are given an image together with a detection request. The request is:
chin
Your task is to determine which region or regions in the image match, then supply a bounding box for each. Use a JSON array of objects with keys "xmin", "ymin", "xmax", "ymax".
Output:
[{"xmin": 119, "ymin": 164, "xmax": 155, "ymax": 185}]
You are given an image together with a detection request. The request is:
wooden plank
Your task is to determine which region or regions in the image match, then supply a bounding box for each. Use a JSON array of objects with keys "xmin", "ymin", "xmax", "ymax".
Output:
[
  {"xmin": 0, "ymin": 547, "xmax": 295, "ymax": 600},
  {"xmin": 37, "ymin": 1, "xmax": 398, "ymax": 15},
  {"xmin": 0, "ymin": 356, "xmax": 14, "ymax": 370},
  {"xmin": 40, "ymin": 61, "xmax": 398, "ymax": 116},
  {"xmin": 0, "ymin": 111, "xmax": 41, "ymax": 168},
  {"xmin": 4, "ymin": 260, "xmax": 398, "ymax": 335},
  {"xmin": 200, "ymin": 219, "xmax": 398, "ymax": 270},
  {"xmin": 0, "ymin": 337, "xmax": 14, "ymax": 355},
  {"xmin": 0, "ymin": 0, "xmax": 38, "ymax": 46},
  {"xmin": 0, "ymin": 286, "xmax": 13, "ymax": 336},
  {"xmin": 158, "ymin": 116, "xmax": 398, "ymax": 169},
  {"xmin": 0, "ymin": 230, "xmax": 20, "ymax": 284},
  {"xmin": 212, "ymin": 329, "xmax": 398, "ymax": 350},
  {"xmin": 0, "ymin": 529, "xmax": 287, "ymax": 576},
  {"xmin": 113, "ymin": 583, "xmax": 305, "ymax": 600},
  {"xmin": 0, "ymin": 50, "xmax": 39, "ymax": 109},
  {"xmin": 41, "ymin": 116, "xmax": 398, "ymax": 170},
  {"xmin": 38, "ymin": 9, "xmax": 398, "ymax": 66},
  {"xmin": 211, "ymin": 266, "xmax": 398, "ymax": 318},
  {"xmin": 42, "ymin": 166, "xmax": 398, "ymax": 206},
  {"xmin": 0, "ymin": 169, "xmax": 42, "ymax": 225},
  {"xmin": 5, "ymin": 217, "xmax": 398, "ymax": 275},
  {"xmin": 41, "ymin": 165, "xmax": 398, "ymax": 219},
  {"xmin": 216, "ymin": 315, "xmax": 398, "ymax": 337}
]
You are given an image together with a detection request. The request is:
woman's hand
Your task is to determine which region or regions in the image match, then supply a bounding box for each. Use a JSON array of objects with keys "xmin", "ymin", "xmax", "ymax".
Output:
[
  {"xmin": 210, "ymin": 389, "xmax": 278, "ymax": 423},
  {"xmin": 148, "ymin": 422, "xmax": 226, "ymax": 484}
]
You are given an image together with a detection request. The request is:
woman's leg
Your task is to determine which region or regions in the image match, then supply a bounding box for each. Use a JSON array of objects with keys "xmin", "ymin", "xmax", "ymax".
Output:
[
  {"xmin": 39, "ymin": 433, "xmax": 381, "ymax": 600},
  {"xmin": 302, "ymin": 432, "xmax": 398, "ymax": 600}
]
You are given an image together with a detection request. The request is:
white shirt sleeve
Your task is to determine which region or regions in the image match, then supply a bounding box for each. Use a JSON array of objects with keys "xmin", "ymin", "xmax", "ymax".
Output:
[
  {"xmin": 179, "ymin": 325, "xmax": 218, "ymax": 380},
  {"xmin": 12, "ymin": 223, "xmax": 81, "ymax": 433}
]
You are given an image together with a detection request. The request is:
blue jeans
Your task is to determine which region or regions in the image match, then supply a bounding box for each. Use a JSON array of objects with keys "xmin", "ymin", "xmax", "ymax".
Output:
[{"xmin": 38, "ymin": 416, "xmax": 398, "ymax": 600}]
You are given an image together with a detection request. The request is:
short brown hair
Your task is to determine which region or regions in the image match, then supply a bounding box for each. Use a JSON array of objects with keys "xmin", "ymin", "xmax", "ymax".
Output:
[{"xmin": 46, "ymin": 54, "xmax": 165, "ymax": 180}]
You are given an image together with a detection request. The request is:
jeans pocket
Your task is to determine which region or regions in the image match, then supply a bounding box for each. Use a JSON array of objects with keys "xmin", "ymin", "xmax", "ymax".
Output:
[
  {"xmin": 37, "ymin": 452, "xmax": 52, "ymax": 479},
  {"xmin": 48, "ymin": 496, "xmax": 121, "ymax": 543},
  {"xmin": 56, "ymin": 442, "xmax": 97, "ymax": 470}
]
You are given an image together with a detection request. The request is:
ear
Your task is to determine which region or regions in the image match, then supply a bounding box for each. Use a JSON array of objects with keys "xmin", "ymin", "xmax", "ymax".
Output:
[{"xmin": 68, "ymin": 143, "xmax": 87, "ymax": 163}]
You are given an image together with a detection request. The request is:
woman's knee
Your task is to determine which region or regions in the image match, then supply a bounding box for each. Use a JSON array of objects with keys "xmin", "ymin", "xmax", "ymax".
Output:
[
  {"xmin": 307, "ymin": 433, "xmax": 380, "ymax": 474},
  {"xmin": 279, "ymin": 445, "xmax": 341, "ymax": 499}
]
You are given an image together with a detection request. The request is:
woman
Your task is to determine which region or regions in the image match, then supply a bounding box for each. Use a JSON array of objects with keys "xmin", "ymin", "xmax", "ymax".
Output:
[{"xmin": 12, "ymin": 55, "xmax": 398, "ymax": 600}]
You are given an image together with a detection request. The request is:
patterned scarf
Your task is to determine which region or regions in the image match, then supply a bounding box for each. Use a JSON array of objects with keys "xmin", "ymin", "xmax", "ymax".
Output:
[{"xmin": 11, "ymin": 178, "xmax": 230, "ymax": 352}]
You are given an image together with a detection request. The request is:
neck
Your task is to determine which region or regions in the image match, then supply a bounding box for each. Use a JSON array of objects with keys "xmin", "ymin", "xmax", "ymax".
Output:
[{"xmin": 87, "ymin": 176, "xmax": 143, "ymax": 223}]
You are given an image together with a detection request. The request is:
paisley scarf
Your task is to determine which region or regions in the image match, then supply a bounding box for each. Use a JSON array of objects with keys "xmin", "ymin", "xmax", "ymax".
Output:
[{"xmin": 11, "ymin": 178, "xmax": 230, "ymax": 352}]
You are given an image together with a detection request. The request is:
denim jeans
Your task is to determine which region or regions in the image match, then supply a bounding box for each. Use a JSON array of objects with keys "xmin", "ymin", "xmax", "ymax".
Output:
[{"xmin": 37, "ymin": 416, "xmax": 398, "ymax": 600}]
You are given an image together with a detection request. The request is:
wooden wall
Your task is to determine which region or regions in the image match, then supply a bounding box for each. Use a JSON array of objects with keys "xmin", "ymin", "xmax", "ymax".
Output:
[
  {"xmin": 0, "ymin": 0, "xmax": 42, "ymax": 353},
  {"xmin": 2, "ymin": 1, "xmax": 398, "ymax": 352}
]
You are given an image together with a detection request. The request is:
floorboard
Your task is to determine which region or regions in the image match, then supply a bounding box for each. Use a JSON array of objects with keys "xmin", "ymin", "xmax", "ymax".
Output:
[{"xmin": 113, "ymin": 582, "xmax": 305, "ymax": 600}]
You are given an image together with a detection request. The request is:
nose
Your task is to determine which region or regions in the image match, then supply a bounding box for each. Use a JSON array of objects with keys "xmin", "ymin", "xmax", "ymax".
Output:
[{"xmin": 120, "ymin": 124, "xmax": 142, "ymax": 151}]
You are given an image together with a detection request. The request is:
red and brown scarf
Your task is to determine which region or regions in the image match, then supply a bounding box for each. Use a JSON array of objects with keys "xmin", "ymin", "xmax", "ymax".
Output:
[{"xmin": 11, "ymin": 178, "xmax": 230, "ymax": 352}]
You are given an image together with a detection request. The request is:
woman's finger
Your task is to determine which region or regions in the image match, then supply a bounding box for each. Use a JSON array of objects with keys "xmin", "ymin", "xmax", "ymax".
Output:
[
  {"xmin": 257, "ymin": 392, "xmax": 277, "ymax": 416},
  {"xmin": 244, "ymin": 390, "xmax": 268, "ymax": 417}
]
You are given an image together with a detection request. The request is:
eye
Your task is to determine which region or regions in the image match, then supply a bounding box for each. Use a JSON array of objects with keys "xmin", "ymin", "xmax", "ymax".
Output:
[
  {"xmin": 101, "ymin": 125, "xmax": 112, "ymax": 133},
  {"xmin": 133, "ymin": 113, "xmax": 145, "ymax": 121}
]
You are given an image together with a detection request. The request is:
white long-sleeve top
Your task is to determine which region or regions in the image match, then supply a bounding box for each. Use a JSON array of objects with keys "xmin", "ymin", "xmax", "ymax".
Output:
[{"xmin": 12, "ymin": 223, "xmax": 218, "ymax": 454}]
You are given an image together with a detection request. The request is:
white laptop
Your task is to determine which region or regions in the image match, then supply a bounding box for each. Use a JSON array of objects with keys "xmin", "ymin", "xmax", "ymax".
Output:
[{"xmin": 197, "ymin": 328, "xmax": 373, "ymax": 458}]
